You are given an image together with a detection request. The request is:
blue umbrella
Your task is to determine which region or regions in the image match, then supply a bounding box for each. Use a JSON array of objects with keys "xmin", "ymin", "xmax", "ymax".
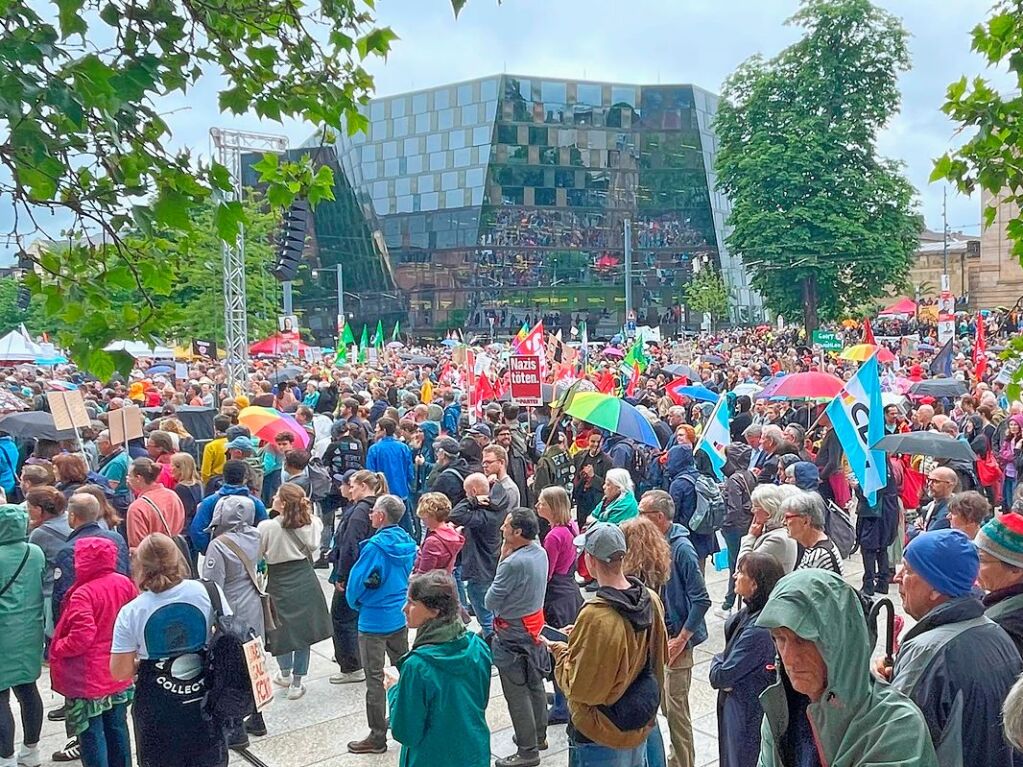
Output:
[
  {"xmin": 147, "ymin": 364, "xmax": 174, "ymax": 375},
  {"xmin": 675, "ymin": 385, "xmax": 719, "ymax": 403},
  {"xmin": 441, "ymin": 338, "xmax": 460, "ymax": 347}
]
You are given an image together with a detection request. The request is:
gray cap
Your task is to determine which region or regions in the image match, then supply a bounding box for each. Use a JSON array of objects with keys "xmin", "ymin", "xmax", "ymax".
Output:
[
  {"xmin": 574, "ymin": 522, "xmax": 627, "ymax": 564},
  {"xmin": 469, "ymin": 423, "xmax": 492, "ymax": 438},
  {"xmin": 433, "ymin": 436, "xmax": 461, "ymax": 456}
]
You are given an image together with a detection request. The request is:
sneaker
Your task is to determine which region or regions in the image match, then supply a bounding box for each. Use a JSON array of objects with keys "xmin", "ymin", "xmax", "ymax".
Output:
[
  {"xmin": 272, "ymin": 672, "xmax": 292, "ymax": 688},
  {"xmin": 329, "ymin": 670, "xmax": 366, "ymax": 684},
  {"xmin": 16, "ymin": 745, "xmax": 39, "ymax": 767},
  {"xmin": 495, "ymin": 752, "xmax": 541, "ymax": 767},
  {"xmin": 313, "ymin": 555, "xmax": 329, "ymax": 570},
  {"xmin": 51, "ymin": 739, "xmax": 79, "ymax": 763},
  {"xmin": 287, "ymin": 684, "xmax": 306, "ymax": 700},
  {"xmin": 47, "ymin": 705, "xmax": 67, "ymax": 722},
  {"xmin": 713, "ymin": 605, "xmax": 734, "ymax": 620},
  {"xmin": 347, "ymin": 736, "xmax": 387, "ymax": 755}
]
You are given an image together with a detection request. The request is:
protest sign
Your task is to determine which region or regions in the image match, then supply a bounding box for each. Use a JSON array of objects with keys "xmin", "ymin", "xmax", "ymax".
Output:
[{"xmin": 509, "ymin": 355, "xmax": 542, "ymax": 406}]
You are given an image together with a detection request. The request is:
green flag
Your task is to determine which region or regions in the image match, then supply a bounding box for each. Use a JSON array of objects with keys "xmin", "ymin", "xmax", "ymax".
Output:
[
  {"xmin": 358, "ymin": 325, "xmax": 368, "ymax": 363},
  {"xmin": 391, "ymin": 319, "xmax": 400, "ymax": 342},
  {"xmin": 375, "ymin": 319, "xmax": 384, "ymax": 350},
  {"xmin": 341, "ymin": 322, "xmax": 356, "ymax": 347},
  {"xmin": 623, "ymin": 338, "xmax": 648, "ymax": 374}
]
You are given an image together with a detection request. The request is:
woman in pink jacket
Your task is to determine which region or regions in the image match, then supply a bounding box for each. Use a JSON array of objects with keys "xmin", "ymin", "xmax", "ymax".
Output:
[
  {"xmin": 413, "ymin": 493, "xmax": 464, "ymax": 574},
  {"xmin": 49, "ymin": 537, "xmax": 138, "ymax": 767}
]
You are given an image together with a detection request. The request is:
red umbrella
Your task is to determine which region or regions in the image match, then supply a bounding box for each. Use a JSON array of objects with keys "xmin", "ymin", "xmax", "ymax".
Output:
[{"xmin": 758, "ymin": 372, "xmax": 844, "ymax": 400}]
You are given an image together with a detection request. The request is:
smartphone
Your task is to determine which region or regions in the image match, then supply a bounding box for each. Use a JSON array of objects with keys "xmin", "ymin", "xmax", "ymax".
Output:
[{"xmin": 540, "ymin": 625, "xmax": 569, "ymax": 643}]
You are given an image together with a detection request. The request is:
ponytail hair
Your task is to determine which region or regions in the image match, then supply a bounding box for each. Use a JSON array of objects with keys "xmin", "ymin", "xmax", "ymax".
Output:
[{"xmin": 350, "ymin": 469, "xmax": 389, "ymax": 496}]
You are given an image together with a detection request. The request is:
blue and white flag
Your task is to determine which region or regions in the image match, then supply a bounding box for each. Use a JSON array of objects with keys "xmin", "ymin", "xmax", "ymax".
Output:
[
  {"xmin": 825, "ymin": 354, "xmax": 887, "ymax": 505},
  {"xmin": 696, "ymin": 396, "xmax": 730, "ymax": 480}
]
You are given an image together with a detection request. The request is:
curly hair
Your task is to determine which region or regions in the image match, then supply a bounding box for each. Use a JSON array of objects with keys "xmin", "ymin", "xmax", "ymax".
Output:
[
  {"xmin": 621, "ymin": 516, "xmax": 672, "ymax": 590},
  {"xmin": 416, "ymin": 492, "xmax": 452, "ymax": 523}
]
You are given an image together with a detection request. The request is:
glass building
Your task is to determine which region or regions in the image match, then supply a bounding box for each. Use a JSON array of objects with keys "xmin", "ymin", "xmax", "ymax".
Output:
[{"xmin": 291, "ymin": 75, "xmax": 761, "ymax": 342}]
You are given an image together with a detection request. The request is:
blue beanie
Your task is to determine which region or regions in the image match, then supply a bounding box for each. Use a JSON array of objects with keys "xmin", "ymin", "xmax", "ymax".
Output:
[{"xmin": 904, "ymin": 529, "xmax": 978, "ymax": 598}]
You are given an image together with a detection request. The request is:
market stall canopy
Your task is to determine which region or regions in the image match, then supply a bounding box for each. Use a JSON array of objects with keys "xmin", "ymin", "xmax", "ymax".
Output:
[
  {"xmin": 0, "ymin": 326, "xmax": 41, "ymax": 363},
  {"xmin": 104, "ymin": 340, "xmax": 174, "ymax": 359},
  {"xmin": 878, "ymin": 297, "xmax": 917, "ymax": 316}
]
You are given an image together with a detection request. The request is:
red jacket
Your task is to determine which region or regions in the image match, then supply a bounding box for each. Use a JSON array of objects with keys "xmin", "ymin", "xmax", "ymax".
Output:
[
  {"xmin": 413, "ymin": 524, "xmax": 465, "ymax": 574},
  {"xmin": 50, "ymin": 537, "xmax": 138, "ymax": 700}
]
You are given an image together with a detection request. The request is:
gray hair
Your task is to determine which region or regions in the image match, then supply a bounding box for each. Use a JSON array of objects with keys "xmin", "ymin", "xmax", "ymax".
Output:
[
  {"xmin": 750, "ymin": 484, "xmax": 802, "ymax": 525},
  {"xmin": 97, "ymin": 429, "xmax": 111, "ymax": 444},
  {"xmin": 780, "ymin": 491, "xmax": 826, "ymax": 530},
  {"xmin": 374, "ymin": 494, "xmax": 406, "ymax": 525},
  {"xmin": 67, "ymin": 492, "xmax": 102, "ymax": 523},
  {"xmin": 640, "ymin": 489, "xmax": 674, "ymax": 520},
  {"xmin": 605, "ymin": 468, "xmax": 634, "ymax": 495},
  {"xmin": 1005, "ymin": 673, "xmax": 1023, "ymax": 751},
  {"xmin": 743, "ymin": 424, "xmax": 763, "ymax": 439},
  {"xmin": 761, "ymin": 425, "xmax": 785, "ymax": 447}
]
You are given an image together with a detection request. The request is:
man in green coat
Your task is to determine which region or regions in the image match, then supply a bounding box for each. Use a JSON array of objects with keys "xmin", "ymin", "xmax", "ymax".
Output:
[{"xmin": 756, "ymin": 569, "xmax": 938, "ymax": 767}]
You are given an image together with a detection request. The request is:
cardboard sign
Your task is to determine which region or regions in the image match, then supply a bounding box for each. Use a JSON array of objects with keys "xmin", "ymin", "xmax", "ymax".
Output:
[
  {"xmin": 510, "ymin": 355, "xmax": 543, "ymax": 406},
  {"xmin": 244, "ymin": 637, "xmax": 274, "ymax": 712},
  {"xmin": 192, "ymin": 339, "xmax": 217, "ymax": 359},
  {"xmin": 46, "ymin": 390, "xmax": 90, "ymax": 431},
  {"xmin": 174, "ymin": 362, "xmax": 189, "ymax": 380},
  {"xmin": 108, "ymin": 406, "xmax": 144, "ymax": 446}
]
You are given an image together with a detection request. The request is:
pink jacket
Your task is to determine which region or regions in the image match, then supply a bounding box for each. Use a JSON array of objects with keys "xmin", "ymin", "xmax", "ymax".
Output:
[
  {"xmin": 413, "ymin": 524, "xmax": 465, "ymax": 574},
  {"xmin": 50, "ymin": 537, "xmax": 138, "ymax": 700}
]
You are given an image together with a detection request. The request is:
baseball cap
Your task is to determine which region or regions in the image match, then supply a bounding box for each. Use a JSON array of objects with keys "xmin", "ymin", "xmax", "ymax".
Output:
[
  {"xmin": 226, "ymin": 436, "xmax": 254, "ymax": 453},
  {"xmin": 433, "ymin": 436, "xmax": 461, "ymax": 456},
  {"xmin": 334, "ymin": 468, "xmax": 359, "ymax": 485},
  {"xmin": 469, "ymin": 423, "xmax": 492, "ymax": 439},
  {"xmin": 574, "ymin": 522, "xmax": 627, "ymax": 564}
]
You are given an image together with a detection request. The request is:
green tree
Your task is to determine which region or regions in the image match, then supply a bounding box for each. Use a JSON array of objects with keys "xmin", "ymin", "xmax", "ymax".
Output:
[
  {"xmin": 1, "ymin": 0, "xmax": 467, "ymax": 374},
  {"xmin": 714, "ymin": 0, "xmax": 921, "ymax": 334},
  {"xmin": 683, "ymin": 268, "xmax": 731, "ymax": 329},
  {"xmin": 0, "ymin": 279, "xmax": 47, "ymax": 337}
]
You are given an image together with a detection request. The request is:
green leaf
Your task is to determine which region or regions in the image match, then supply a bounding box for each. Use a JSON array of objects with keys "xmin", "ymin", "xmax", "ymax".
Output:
[
  {"xmin": 218, "ymin": 85, "xmax": 250, "ymax": 114},
  {"xmin": 450, "ymin": 0, "xmax": 468, "ymax": 16},
  {"xmin": 930, "ymin": 154, "xmax": 953, "ymax": 183},
  {"xmin": 152, "ymin": 189, "xmax": 190, "ymax": 230},
  {"xmin": 213, "ymin": 200, "xmax": 245, "ymax": 241},
  {"xmin": 55, "ymin": 0, "xmax": 87, "ymax": 38},
  {"xmin": 105, "ymin": 266, "xmax": 136, "ymax": 290}
]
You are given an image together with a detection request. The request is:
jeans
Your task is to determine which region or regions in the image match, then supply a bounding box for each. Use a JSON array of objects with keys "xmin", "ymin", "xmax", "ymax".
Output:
[
  {"xmin": 276, "ymin": 647, "xmax": 311, "ymax": 680},
  {"xmin": 569, "ymin": 737, "xmax": 648, "ymax": 767},
  {"xmin": 331, "ymin": 589, "xmax": 361, "ymax": 673},
  {"xmin": 358, "ymin": 628, "xmax": 409, "ymax": 741},
  {"xmin": 398, "ymin": 498, "xmax": 419, "ymax": 540},
  {"xmin": 663, "ymin": 648, "xmax": 694, "ymax": 767},
  {"xmin": 1005, "ymin": 476, "xmax": 1017, "ymax": 510},
  {"xmin": 78, "ymin": 702, "xmax": 131, "ymax": 767},
  {"xmin": 466, "ymin": 579, "xmax": 494, "ymax": 636},
  {"xmin": 0, "ymin": 683, "xmax": 42, "ymax": 758},
  {"xmin": 317, "ymin": 502, "xmax": 335, "ymax": 553},
  {"xmin": 453, "ymin": 564, "xmax": 470, "ymax": 611},
  {"xmin": 646, "ymin": 725, "xmax": 666, "ymax": 767},
  {"xmin": 721, "ymin": 528, "xmax": 744, "ymax": 609}
]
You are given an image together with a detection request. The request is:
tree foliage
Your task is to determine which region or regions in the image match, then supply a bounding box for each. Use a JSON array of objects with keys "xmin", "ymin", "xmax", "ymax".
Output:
[
  {"xmin": 0, "ymin": 0, "xmax": 468, "ymax": 373},
  {"xmin": 714, "ymin": 0, "xmax": 921, "ymax": 332},
  {"xmin": 683, "ymin": 268, "xmax": 730, "ymax": 326}
]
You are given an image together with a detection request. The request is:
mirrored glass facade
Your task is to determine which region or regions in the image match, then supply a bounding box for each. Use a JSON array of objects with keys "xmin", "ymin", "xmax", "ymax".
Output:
[{"xmin": 297, "ymin": 75, "xmax": 761, "ymax": 338}]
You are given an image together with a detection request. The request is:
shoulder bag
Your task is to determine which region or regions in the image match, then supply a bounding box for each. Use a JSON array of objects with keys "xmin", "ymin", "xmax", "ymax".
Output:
[
  {"xmin": 140, "ymin": 495, "xmax": 196, "ymax": 577},
  {"xmin": 284, "ymin": 526, "xmax": 317, "ymax": 563},
  {"xmin": 0, "ymin": 547, "xmax": 31, "ymax": 599},
  {"xmin": 219, "ymin": 537, "xmax": 278, "ymax": 633},
  {"xmin": 596, "ymin": 620, "xmax": 660, "ymax": 732}
]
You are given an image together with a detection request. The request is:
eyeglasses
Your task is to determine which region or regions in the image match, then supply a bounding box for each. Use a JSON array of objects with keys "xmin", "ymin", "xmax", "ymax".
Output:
[
  {"xmin": 783, "ymin": 513, "xmax": 803, "ymax": 522},
  {"xmin": 926, "ymin": 478, "xmax": 951, "ymax": 484}
]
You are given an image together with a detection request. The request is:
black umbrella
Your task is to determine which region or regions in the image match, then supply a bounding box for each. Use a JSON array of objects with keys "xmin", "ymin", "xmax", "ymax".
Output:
[
  {"xmin": 409, "ymin": 356, "xmax": 437, "ymax": 366},
  {"xmin": 663, "ymin": 364, "xmax": 698, "ymax": 379},
  {"xmin": 268, "ymin": 366, "xmax": 304, "ymax": 384},
  {"xmin": 908, "ymin": 379, "xmax": 968, "ymax": 398},
  {"xmin": 0, "ymin": 411, "xmax": 76, "ymax": 441},
  {"xmin": 872, "ymin": 432, "xmax": 975, "ymax": 462},
  {"xmin": 701, "ymin": 354, "xmax": 725, "ymax": 366}
]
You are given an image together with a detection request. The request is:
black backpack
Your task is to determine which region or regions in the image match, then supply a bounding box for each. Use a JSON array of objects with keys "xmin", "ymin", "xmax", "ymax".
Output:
[{"xmin": 201, "ymin": 581, "xmax": 256, "ymax": 722}]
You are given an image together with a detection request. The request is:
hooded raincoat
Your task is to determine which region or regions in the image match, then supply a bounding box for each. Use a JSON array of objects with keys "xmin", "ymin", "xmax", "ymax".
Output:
[
  {"xmin": 346, "ymin": 525, "xmax": 418, "ymax": 634},
  {"xmin": 201, "ymin": 494, "xmax": 264, "ymax": 638},
  {"xmin": 0, "ymin": 505, "xmax": 44, "ymax": 691},
  {"xmin": 756, "ymin": 569, "xmax": 938, "ymax": 767}
]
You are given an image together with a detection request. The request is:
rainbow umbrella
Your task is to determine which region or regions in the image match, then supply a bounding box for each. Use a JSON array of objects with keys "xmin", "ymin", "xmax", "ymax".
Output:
[
  {"xmin": 238, "ymin": 406, "xmax": 310, "ymax": 449},
  {"xmin": 839, "ymin": 344, "xmax": 896, "ymax": 364},
  {"xmin": 564, "ymin": 392, "xmax": 660, "ymax": 448}
]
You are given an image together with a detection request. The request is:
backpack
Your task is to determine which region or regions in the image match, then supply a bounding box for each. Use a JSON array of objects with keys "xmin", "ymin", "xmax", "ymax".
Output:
[
  {"xmin": 306, "ymin": 459, "xmax": 332, "ymax": 502},
  {"xmin": 824, "ymin": 500, "xmax": 855, "ymax": 558},
  {"xmin": 630, "ymin": 445, "xmax": 651, "ymax": 488},
  {"xmin": 680, "ymin": 474, "xmax": 726, "ymax": 535},
  {"xmin": 201, "ymin": 581, "xmax": 256, "ymax": 722}
]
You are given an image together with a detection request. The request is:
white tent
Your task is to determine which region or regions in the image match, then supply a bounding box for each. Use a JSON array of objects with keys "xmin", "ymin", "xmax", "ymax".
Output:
[
  {"xmin": 104, "ymin": 341, "xmax": 174, "ymax": 359},
  {"xmin": 0, "ymin": 325, "xmax": 42, "ymax": 363}
]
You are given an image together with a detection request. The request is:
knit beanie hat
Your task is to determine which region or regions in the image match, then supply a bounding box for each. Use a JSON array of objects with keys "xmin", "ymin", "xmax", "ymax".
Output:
[
  {"xmin": 904, "ymin": 529, "xmax": 979, "ymax": 598},
  {"xmin": 975, "ymin": 512, "xmax": 1023, "ymax": 570}
]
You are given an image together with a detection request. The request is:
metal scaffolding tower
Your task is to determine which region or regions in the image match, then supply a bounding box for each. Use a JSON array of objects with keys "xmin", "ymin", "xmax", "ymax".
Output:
[{"xmin": 210, "ymin": 128, "xmax": 289, "ymax": 391}]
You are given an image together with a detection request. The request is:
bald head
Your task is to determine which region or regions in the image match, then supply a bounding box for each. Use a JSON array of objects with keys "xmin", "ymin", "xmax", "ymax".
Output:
[
  {"xmin": 927, "ymin": 466, "xmax": 959, "ymax": 500},
  {"xmin": 463, "ymin": 472, "xmax": 489, "ymax": 497}
]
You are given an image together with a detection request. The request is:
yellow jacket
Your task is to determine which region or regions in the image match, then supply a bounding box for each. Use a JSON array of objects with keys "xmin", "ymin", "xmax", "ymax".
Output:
[{"xmin": 201, "ymin": 436, "xmax": 228, "ymax": 484}]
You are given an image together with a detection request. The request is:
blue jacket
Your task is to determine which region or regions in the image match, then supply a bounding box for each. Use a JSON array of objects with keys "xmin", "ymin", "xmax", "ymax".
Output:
[
  {"xmin": 366, "ymin": 436, "xmax": 414, "ymax": 500},
  {"xmin": 667, "ymin": 446, "xmax": 698, "ymax": 528},
  {"xmin": 346, "ymin": 525, "xmax": 417, "ymax": 634},
  {"xmin": 442, "ymin": 403, "xmax": 461, "ymax": 437},
  {"xmin": 190, "ymin": 484, "xmax": 268, "ymax": 553},
  {"xmin": 0, "ymin": 437, "xmax": 17, "ymax": 494},
  {"xmin": 52, "ymin": 522, "xmax": 130, "ymax": 623},
  {"xmin": 662, "ymin": 523, "xmax": 710, "ymax": 648}
]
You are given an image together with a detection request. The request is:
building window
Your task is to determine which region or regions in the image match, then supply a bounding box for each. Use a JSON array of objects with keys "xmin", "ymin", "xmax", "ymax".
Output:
[
  {"xmin": 418, "ymin": 174, "xmax": 435, "ymax": 193},
  {"xmin": 415, "ymin": 112, "xmax": 431, "ymax": 133},
  {"xmin": 391, "ymin": 98, "xmax": 406, "ymax": 118},
  {"xmin": 528, "ymin": 126, "xmax": 549, "ymax": 146},
  {"xmin": 393, "ymin": 117, "xmax": 410, "ymax": 138},
  {"xmin": 441, "ymin": 171, "xmax": 459, "ymax": 191},
  {"xmin": 427, "ymin": 133, "xmax": 443, "ymax": 153},
  {"xmin": 429, "ymin": 152, "xmax": 447, "ymax": 171},
  {"xmin": 502, "ymin": 187, "xmax": 524, "ymax": 205},
  {"xmin": 611, "ymin": 86, "xmax": 636, "ymax": 108},
  {"xmin": 421, "ymin": 192, "xmax": 440, "ymax": 211},
  {"xmin": 453, "ymin": 148, "xmax": 471, "ymax": 167},
  {"xmin": 534, "ymin": 187, "xmax": 556, "ymax": 206},
  {"xmin": 577, "ymin": 83, "xmax": 602, "ymax": 107},
  {"xmin": 481, "ymin": 78, "xmax": 498, "ymax": 101},
  {"xmin": 541, "ymin": 81, "xmax": 567, "ymax": 105},
  {"xmin": 445, "ymin": 189, "xmax": 465, "ymax": 208},
  {"xmin": 466, "ymin": 167, "xmax": 485, "ymax": 188},
  {"xmin": 460, "ymin": 103, "xmax": 479, "ymax": 125},
  {"xmin": 449, "ymin": 130, "xmax": 467, "ymax": 150},
  {"xmin": 438, "ymin": 109, "xmax": 455, "ymax": 130},
  {"xmin": 434, "ymin": 89, "xmax": 451, "ymax": 109},
  {"xmin": 413, "ymin": 92, "xmax": 429, "ymax": 113},
  {"xmin": 370, "ymin": 101, "xmax": 385, "ymax": 121},
  {"xmin": 472, "ymin": 125, "xmax": 491, "ymax": 146},
  {"xmin": 407, "ymin": 155, "xmax": 424, "ymax": 174},
  {"xmin": 497, "ymin": 124, "xmax": 517, "ymax": 145},
  {"xmin": 457, "ymin": 83, "xmax": 475, "ymax": 106}
]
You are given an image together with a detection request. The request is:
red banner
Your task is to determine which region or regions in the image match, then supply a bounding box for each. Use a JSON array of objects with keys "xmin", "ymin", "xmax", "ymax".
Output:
[{"xmin": 509, "ymin": 355, "xmax": 543, "ymax": 406}]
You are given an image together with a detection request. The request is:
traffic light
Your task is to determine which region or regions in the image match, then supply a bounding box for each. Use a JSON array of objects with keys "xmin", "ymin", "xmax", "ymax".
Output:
[{"xmin": 271, "ymin": 199, "xmax": 310, "ymax": 281}]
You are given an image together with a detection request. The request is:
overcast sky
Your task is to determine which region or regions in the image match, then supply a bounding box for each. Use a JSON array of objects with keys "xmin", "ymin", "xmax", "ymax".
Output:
[{"xmin": 7, "ymin": 0, "xmax": 1008, "ymax": 256}]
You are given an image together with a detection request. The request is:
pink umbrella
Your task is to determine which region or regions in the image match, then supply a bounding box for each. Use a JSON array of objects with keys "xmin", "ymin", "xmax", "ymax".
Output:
[
  {"xmin": 602, "ymin": 347, "xmax": 624, "ymax": 358},
  {"xmin": 758, "ymin": 372, "xmax": 844, "ymax": 400}
]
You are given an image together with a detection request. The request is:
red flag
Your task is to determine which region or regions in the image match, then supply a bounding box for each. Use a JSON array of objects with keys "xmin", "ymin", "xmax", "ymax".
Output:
[
  {"xmin": 664, "ymin": 376, "xmax": 691, "ymax": 405},
  {"xmin": 596, "ymin": 369, "xmax": 616, "ymax": 394},
  {"xmin": 974, "ymin": 314, "xmax": 987, "ymax": 380},
  {"xmin": 862, "ymin": 318, "xmax": 876, "ymax": 346},
  {"xmin": 625, "ymin": 362, "xmax": 640, "ymax": 397},
  {"xmin": 517, "ymin": 321, "xmax": 545, "ymax": 358}
]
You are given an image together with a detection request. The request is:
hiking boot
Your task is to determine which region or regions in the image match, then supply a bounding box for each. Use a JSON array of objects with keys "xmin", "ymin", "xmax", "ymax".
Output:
[
  {"xmin": 495, "ymin": 751, "xmax": 541, "ymax": 767},
  {"xmin": 329, "ymin": 669, "xmax": 365, "ymax": 684},
  {"xmin": 51, "ymin": 739, "xmax": 79, "ymax": 763},
  {"xmin": 347, "ymin": 736, "xmax": 387, "ymax": 755}
]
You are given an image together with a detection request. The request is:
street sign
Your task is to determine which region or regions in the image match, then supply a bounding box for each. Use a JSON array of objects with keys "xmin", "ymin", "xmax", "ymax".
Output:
[
  {"xmin": 812, "ymin": 330, "xmax": 842, "ymax": 352},
  {"xmin": 509, "ymin": 354, "xmax": 543, "ymax": 406}
]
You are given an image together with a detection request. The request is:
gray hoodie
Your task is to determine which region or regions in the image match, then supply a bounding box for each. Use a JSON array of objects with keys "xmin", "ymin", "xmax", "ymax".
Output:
[{"xmin": 202, "ymin": 494, "xmax": 264, "ymax": 638}]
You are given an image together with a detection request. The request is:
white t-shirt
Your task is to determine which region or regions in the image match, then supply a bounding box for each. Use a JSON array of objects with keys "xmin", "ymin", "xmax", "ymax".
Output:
[{"xmin": 112, "ymin": 580, "xmax": 231, "ymax": 660}]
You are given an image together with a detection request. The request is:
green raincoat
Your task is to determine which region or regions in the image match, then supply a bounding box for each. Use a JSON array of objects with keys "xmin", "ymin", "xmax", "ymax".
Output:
[
  {"xmin": 387, "ymin": 620, "xmax": 492, "ymax": 767},
  {"xmin": 0, "ymin": 504, "xmax": 44, "ymax": 690},
  {"xmin": 756, "ymin": 569, "xmax": 938, "ymax": 767}
]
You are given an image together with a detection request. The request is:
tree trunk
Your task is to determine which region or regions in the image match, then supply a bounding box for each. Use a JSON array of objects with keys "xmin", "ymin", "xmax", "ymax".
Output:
[{"xmin": 802, "ymin": 274, "xmax": 819, "ymax": 337}]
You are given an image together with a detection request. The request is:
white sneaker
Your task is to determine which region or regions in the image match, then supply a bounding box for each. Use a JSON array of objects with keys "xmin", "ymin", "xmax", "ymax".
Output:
[
  {"xmin": 330, "ymin": 670, "xmax": 366, "ymax": 684},
  {"xmin": 287, "ymin": 684, "xmax": 306, "ymax": 700},
  {"xmin": 713, "ymin": 606, "xmax": 734, "ymax": 620},
  {"xmin": 272, "ymin": 672, "xmax": 292, "ymax": 688},
  {"xmin": 17, "ymin": 744, "xmax": 39, "ymax": 767}
]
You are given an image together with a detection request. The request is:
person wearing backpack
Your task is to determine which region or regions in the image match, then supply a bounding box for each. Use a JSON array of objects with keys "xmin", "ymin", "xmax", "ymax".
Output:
[
  {"xmin": 366, "ymin": 418, "xmax": 415, "ymax": 536},
  {"xmin": 111, "ymin": 533, "xmax": 231, "ymax": 767},
  {"xmin": 851, "ymin": 457, "xmax": 901, "ymax": 597},
  {"xmin": 190, "ymin": 460, "xmax": 270, "ymax": 555},
  {"xmin": 667, "ymin": 446, "xmax": 721, "ymax": 573},
  {"xmin": 49, "ymin": 537, "xmax": 138, "ymax": 767}
]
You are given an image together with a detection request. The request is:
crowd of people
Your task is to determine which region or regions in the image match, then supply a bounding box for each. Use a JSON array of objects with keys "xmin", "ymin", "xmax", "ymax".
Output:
[{"xmin": 1, "ymin": 318, "xmax": 1023, "ymax": 767}]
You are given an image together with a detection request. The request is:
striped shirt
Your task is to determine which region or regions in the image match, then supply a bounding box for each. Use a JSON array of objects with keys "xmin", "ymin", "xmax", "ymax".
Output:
[{"xmin": 796, "ymin": 539, "xmax": 844, "ymax": 575}]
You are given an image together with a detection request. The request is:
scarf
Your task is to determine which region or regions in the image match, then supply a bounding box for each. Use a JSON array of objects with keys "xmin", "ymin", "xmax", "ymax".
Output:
[{"xmin": 412, "ymin": 617, "xmax": 466, "ymax": 650}]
